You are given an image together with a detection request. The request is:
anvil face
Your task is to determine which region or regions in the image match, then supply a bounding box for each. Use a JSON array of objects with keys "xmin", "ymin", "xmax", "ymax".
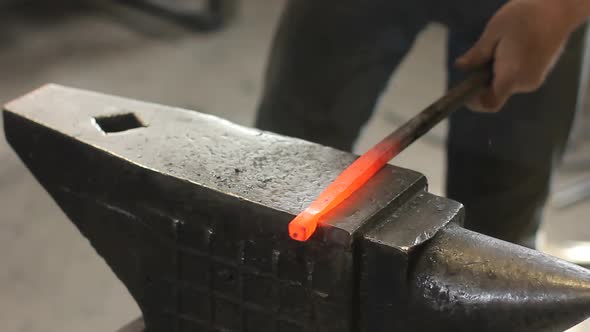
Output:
[{"xmin": 4, "ymin": 85, "xmax": 590, "ymax": 332}]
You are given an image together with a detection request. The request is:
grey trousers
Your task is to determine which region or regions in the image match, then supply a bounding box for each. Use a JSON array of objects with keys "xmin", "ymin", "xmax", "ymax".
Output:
[{"xmin": 256, "ymin": 0, "xmax": 586, "ymax": 245}]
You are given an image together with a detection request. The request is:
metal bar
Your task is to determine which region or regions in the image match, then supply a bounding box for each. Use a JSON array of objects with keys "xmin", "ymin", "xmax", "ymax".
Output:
[{"xmin": 289, "ymin": 68, "xmax": 492, "ymax": 242}]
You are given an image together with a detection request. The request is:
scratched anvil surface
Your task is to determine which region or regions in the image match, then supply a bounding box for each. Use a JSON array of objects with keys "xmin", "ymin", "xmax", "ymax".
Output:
[
  {"xmin": 4, "ymin": 85, "xmax": 429, "ymax": 331},
  {"xmin": 7, "ymin": 85, "xmax": 590, "ymax": 332},
  {"xmin": 6, "ymin": 84, "xmax": 427, "ymax": 241}
]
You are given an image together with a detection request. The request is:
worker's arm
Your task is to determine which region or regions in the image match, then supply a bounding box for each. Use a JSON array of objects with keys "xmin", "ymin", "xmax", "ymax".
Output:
[{"xmin": 457, "ymin": 0, "xmax": 590, "ymax": 112}]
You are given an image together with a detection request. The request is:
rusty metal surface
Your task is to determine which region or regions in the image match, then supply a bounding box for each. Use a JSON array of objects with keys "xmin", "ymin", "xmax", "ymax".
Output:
[{"xmin": 5, "ymin": 85, "xmax": 590, "ymax": 332}]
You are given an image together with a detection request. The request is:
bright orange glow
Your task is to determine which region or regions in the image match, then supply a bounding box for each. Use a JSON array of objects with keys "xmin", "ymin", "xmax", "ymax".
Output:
[
  {"xmin": 289, "ymin": 67, "xmax": 491, "ymax": 241},
  {"xmin": 289, "ymin": 136, "xmax": 401, "ymax": 241}
]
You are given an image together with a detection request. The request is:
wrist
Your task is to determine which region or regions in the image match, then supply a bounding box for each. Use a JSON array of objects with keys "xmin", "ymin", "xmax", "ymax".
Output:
[{"xmin": 555, "ymin": 0, "xmax": 590, "ymax": 31}]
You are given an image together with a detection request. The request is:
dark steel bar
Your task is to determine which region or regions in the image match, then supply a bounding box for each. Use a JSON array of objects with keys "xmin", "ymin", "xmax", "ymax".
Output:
[
  {"xmin": 384, "ymin": 67, "xmax": 492, "ymax": 154},
  {"xmin": 288, "ymin": 68, "xmax": 491, "ymax": 242}
]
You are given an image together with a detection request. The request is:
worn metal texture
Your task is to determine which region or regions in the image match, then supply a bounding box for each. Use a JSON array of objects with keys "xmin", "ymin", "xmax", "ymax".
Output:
[
  {"xmin": 3, "ymin": 84, "xmax": 426, "ymax": 332},
  {"xmin": 364, "ymin": 217, "xmax": 590, "ymax": 332},
  {"xmin": 5, "ymin": 85, "xmax": 590, "ymax": 332},
  {"xmin": 408, "ymin": 222, "xmax": 590, "ymax": 332},
  {"xmin": 360, "ymin": 192, "xmax": 464, "ymax": 332}
]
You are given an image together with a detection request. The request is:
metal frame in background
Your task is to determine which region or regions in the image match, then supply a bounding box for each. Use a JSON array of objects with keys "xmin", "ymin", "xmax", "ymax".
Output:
[
  {"xmin": 117, "ymin": 0, "xmax": 238, "ymax": 31},
  {"xmin": 552, "ymin": 24, "xmax": 590, "ymax": 209}
]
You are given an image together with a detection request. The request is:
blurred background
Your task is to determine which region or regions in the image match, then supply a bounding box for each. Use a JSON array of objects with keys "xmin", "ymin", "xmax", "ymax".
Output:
[{"xmin": 1, "ymin": 0, "xmax": 590, "ymax": 331}]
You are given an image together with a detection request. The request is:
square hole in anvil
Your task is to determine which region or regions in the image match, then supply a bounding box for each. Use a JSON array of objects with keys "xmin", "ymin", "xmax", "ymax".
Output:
[{"xmin": 93, "ymin": 113, "xmax": 145, "ymax": 133}]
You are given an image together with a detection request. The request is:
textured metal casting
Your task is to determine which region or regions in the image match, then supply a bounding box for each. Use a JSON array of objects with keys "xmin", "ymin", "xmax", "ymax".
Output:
[{"xmin": 4, "ymin": 85, "xmax": 590, "ymax": 332}]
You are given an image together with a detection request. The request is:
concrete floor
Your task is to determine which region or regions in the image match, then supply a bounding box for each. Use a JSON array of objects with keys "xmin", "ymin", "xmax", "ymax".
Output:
[{"xmin": 1, "ymin": 1, "xmax": 590, "ymax": 331}]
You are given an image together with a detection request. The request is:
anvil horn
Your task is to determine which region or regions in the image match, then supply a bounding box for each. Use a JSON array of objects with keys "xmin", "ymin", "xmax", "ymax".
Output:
[{"xmin": 409, "ymin": 223, "xmax": 590, "ymax": 332}]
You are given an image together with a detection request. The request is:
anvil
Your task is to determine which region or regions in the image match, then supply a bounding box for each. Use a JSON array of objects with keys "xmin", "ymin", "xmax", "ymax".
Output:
[{"xmin": 4, "ymin": 85, "xmax": 590, "ymax": 332}]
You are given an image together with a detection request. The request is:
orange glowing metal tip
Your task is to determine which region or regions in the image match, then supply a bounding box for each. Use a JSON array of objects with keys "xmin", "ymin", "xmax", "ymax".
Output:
[{"xmin": 289, "ymin": 68, "xmax": 492, "ymax": 241}]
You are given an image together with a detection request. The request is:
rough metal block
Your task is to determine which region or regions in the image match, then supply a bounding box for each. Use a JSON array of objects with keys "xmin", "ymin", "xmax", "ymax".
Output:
[
  {"xmin": 5, "ymin": 85, "xmax": 590, "ymax": 332},
  {"xmin": 3, "ymin": 85, "xmax": 426, "ymax": 331}
]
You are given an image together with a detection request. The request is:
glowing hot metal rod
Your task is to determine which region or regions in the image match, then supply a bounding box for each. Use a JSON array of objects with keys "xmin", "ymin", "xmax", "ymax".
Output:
[{"xmin": 289, "ymin": 69, "xmax": 492, "ymax": 242}]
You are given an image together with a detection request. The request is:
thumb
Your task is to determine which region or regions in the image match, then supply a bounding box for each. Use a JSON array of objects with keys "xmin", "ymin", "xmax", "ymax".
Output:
[{"xmin": 456, "ymin": 30, "xmax": 498, "ymax": 70}]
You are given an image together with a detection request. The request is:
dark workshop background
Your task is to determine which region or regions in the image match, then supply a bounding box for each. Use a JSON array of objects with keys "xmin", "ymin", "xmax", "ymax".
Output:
[{"xmin": 1, "ymin": 0, "xmax": 590, "ymax": 331}]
